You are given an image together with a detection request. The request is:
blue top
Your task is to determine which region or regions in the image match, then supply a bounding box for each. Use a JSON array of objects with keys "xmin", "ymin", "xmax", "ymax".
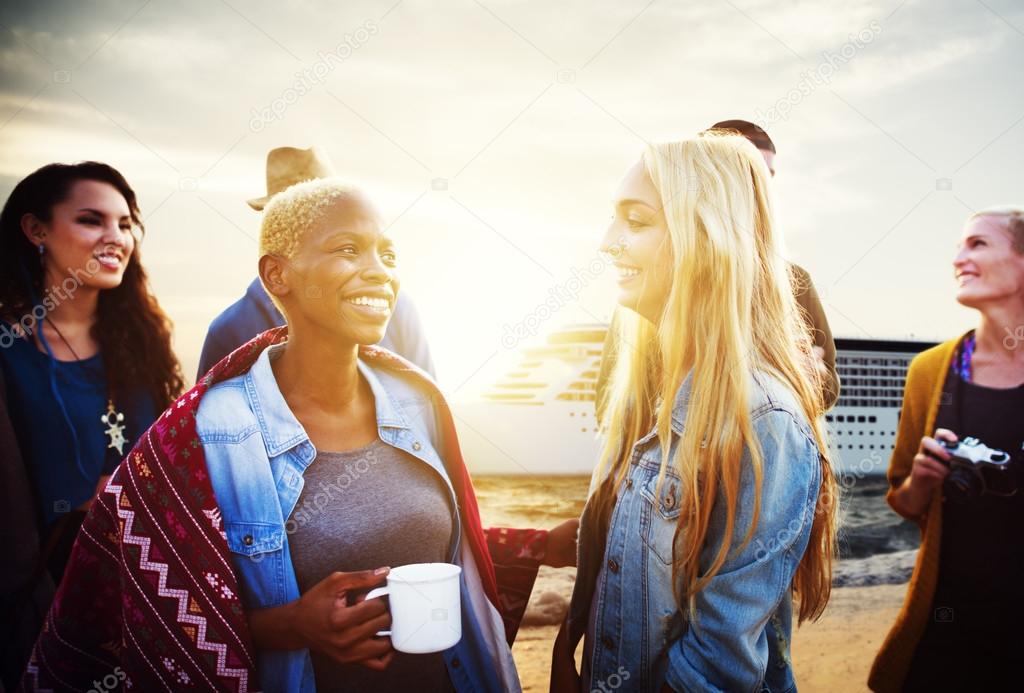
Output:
[
  {"xmin": 571, "ymin": 371, "xmax": 822, "ymax": 692},
  {"xmin": 195, "ymin": 343, "xmax": 519, "ymax": 692},
  {"xmin": 0, "ymin": 329, "xmax": 158, "ymax": 527},
  {"xmin": 197, "ymin": 279, "xmax": 436, "ymax": 380}
]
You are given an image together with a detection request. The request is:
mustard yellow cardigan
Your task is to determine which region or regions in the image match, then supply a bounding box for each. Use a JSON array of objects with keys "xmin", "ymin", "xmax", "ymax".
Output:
[{"xmin": 868, "ymin": 336, "xmax": 961, "ymax": 692}]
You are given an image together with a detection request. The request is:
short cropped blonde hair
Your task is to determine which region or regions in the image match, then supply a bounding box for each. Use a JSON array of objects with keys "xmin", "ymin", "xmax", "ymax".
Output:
[
  {"xmin": 969, "ymin": 205, "xmax": 1024, "ymax": 253},
  {"xmin": 259, "ymin": 177, "xmax": 367, "ymax": 259}
]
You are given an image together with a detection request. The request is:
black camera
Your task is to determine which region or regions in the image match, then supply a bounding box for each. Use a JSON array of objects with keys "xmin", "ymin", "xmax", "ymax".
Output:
[{"xmin": 938, "ymin": 437, "xmax": 1012, "ymax": 501}]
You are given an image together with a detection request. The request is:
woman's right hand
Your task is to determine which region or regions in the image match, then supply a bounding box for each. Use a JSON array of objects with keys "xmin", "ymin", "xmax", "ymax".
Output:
[
  {"xmin": 294, "ymin": 569, "xmax": 395, "ymax": 670},
  {"xmin": 891, "ymin": 428, "xmax": 958, "ymax": 519},
  {"xmin": 908, "ymin": 429, "xmax": 957, "ymax": 492},
  {"xmin": 249, "ymin": 567, "xmax": 395, "ymax": 671}
]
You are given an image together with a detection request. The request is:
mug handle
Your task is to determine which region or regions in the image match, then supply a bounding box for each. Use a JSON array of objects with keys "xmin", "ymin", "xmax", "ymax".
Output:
[{"xmin": 363, "ymin": 586, "xmax": 391, "ymax": 637}]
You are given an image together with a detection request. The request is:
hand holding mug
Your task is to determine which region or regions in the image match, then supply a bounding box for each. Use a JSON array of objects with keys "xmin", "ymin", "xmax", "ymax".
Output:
[{"xmin": 292, "ymin": 568, "xmax": 395, "ymax": 671}]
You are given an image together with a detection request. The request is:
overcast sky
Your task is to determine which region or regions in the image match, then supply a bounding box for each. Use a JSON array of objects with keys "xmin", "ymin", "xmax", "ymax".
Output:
[{"xmin": 2, "ymin": 0, "xmax": 1022, "ymax": 389}]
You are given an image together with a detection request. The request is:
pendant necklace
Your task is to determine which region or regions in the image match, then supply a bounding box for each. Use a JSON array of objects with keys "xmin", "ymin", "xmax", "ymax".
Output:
[{"xmin": 45, "ymin": 317, "xmax": 128, "ymax": 455}]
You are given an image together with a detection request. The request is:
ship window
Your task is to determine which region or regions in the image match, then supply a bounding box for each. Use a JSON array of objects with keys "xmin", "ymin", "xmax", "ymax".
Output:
[
  {"xmin": 858, "ymin": 416, "xmax": 866, "ymax": 423},
  {"xmin": 837, "ymin": 415, "xmax": 845, "ymax": 422},
  {"xmin": 825, "ymin": 415, "xmax": 833, "ymax": 422},
  {"xmin": 869, "ymin": 416, "xmax": 877, "ymax": 423}
]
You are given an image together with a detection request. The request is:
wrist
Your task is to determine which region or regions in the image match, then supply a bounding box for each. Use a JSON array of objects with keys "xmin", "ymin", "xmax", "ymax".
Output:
[
  {"xmin": 536, "ymin": 529, "xmax": 551, "ymax": 566},
  {"xmin": 899, "ymin": 476, "xmax": 934, "ymax": 516},
  {"xmin": 282, "ymin": 600, "xmax": 307, "ymax": 650}
]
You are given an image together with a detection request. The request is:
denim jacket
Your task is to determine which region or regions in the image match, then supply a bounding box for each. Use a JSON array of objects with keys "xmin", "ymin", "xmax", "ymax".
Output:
[
  {"xmin": 570, "ymin": 371, "xmax": 822, "ymax": 693},
  {"xmin": 195, "ymin": 343, "xmax": 517, "ymax": 692}
]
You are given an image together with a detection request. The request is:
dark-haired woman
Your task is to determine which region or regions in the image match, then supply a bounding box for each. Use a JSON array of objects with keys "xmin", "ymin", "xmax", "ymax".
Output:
[{"xmin": 0, "ymin": 162, "xmax": 184, "ymax": 688}]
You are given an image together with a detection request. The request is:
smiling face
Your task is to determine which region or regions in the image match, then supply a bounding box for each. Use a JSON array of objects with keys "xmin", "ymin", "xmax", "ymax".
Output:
[
  {"xmin": 24, "ymin": 179, "xmax": 135, "ymax": 291},
  {"xmin": 262, "ymin": 192, "xmax": 399, "ymax": 347},
  {"xmin": 600, "ymin": 161, "xmax": 674, "ymax": 323},
  {"xmin": 953, "ymin": 214, "xmax": 1024, "ymax": 310}
]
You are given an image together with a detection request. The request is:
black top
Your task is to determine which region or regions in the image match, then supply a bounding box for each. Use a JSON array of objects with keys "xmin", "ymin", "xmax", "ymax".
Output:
[{"xmin": 931, "ymin": 360, "xmax": 1024, "ymax": 635}]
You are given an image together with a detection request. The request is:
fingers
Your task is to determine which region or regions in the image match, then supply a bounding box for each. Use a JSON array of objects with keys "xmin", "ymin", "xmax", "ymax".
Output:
[
  {"xmin": 325, "ymin": 634, "xmax": 394, "ymax": 664},
  {"xmin": 332, "ymin": 611, "xmax": 392, "ymax": 650},
  {"xmin": 359, "ymin": 649, "xmax": 395, "ymax": 672},
  {"xmin": 933, "ymin": 428, "xmax": 959, "ymax": 444},
  {"xmin": 920, "ymin": 436, "xmax": 953, "ymax": 464},
  {"xmin": 325, "ymin": 568, "xmax": 389, "ymax": 594},
  {"xmin": 913, "ymin": 452, "xmax": 950, "ymax": 479},
  {"xmin": 326, "ymin": 595, "xmax": 389, "ymax": 637}
]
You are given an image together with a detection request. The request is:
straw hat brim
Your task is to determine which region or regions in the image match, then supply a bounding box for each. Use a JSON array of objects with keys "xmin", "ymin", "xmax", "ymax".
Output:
[{"xmin": 247, "ymin": 195, "xmax": 270, "ymax": 211}]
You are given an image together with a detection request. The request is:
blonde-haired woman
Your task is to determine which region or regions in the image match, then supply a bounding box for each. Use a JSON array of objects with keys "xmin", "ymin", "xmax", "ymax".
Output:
[
  {"xmin": 551, "ymin": 133, "xmax": 837, "ymax": 692},
  {"xmin": 869, "ymin": 207, "xmax": 1024, "ymax": 692}
]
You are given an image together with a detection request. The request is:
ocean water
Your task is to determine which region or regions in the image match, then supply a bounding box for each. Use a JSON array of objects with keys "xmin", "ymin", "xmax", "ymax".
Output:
[{"xmin": 474, "ymin": 474, "xmax": 920, "ymax": 561}]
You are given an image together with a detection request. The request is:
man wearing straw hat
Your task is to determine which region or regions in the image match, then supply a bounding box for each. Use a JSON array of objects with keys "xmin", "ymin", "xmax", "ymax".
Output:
[{"xmin": 198, "ymin": 146, "xmax": 435, "ymax": 379}]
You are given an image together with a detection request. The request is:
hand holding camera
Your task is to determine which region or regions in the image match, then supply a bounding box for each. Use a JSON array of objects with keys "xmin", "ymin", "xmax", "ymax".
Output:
[{"xmin": 909, "ymin": 428, "xmax": 958, "ymax": 494}]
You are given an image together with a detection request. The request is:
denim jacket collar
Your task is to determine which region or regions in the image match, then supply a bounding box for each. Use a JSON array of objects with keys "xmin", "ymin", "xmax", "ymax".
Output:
[
  {"xmin": 634, "ymin": 372, "xmax": 693, "ymax": 449},
  {"xmin": 668, "ymin": 372, "xmax": 693, "ymax": 436},
  {"xmin": 243, "ymin": 343, "xmax": 411, "ymax": 458}
]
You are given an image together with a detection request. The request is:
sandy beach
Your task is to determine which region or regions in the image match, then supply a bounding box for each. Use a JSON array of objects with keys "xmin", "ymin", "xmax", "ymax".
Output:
[{"xmin": 511, "ymin": 567, "xmax": 907, "ymax": 692}]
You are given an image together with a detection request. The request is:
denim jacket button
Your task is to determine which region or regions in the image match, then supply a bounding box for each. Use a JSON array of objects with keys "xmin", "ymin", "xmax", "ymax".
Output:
[
  {"xmin": 242, "ymin": 534, "xmax": 254, "ymax": 546},
  {"xmin": 412, "ymin": 441, "xmax": 422, "ymax": 451},
  {"xmin": 607, "ymin": 559, "xmax": 619, "ymax": 573},
  {"xmin": 625, "ymin": 478, "xmax": 633, "ymax": 489},
  {"xmin": 601, "ymin": 635, "xmax": 615, "ymax": 650}
]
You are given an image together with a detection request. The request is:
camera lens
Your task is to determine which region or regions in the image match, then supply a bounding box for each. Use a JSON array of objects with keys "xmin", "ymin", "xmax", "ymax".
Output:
[{"xmin": 945, "ymin": 466, "xmax": 982, "ymax": 502}]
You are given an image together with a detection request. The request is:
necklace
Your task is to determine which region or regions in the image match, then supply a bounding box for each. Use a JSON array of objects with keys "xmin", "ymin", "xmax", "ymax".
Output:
[{"xmin": 44, "ymin": 317, "xmax": 128, "ymax": 455}]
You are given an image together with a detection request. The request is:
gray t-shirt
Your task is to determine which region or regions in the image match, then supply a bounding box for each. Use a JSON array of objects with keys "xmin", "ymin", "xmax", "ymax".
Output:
[{"xmin": 287, "ymin": 438, "xmax": 456, "ymax": 692}]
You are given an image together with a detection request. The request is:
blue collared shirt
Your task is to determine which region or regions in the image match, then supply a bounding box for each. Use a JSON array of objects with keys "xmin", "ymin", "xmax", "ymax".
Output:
[
  {"xmin": 195, "ymin": 343, "xmax": 503, "ymax": 692},
  {"xmin": 575, "ymin": 371, "xmax": 822, "ymax": 693}
]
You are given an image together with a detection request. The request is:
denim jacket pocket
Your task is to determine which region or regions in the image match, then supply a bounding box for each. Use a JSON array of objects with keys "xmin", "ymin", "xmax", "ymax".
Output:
[
  {"xmin": 225, "ymin": 521, "xmax": 285, "ymax": 558},
  {"xmin": 637, "ymin": 463, "xmax": 683, "ymax": 565}
]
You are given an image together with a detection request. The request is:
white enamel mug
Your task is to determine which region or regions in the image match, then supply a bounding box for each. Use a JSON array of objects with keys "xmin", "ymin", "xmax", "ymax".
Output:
[{"xmin": 364, "ymin": 562, "xmax": 462, "ymax": 654}]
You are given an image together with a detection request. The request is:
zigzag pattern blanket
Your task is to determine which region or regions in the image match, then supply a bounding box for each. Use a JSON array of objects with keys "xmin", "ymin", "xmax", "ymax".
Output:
[{"xmin": 22, "ymin": 327, "xmax": 545, "ymax": 691}]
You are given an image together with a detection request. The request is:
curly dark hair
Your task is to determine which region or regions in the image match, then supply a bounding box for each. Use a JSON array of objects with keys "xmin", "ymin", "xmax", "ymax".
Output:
[{"xmin": 0, "ymin": 162, "xmax": 184, "ymax": 409}]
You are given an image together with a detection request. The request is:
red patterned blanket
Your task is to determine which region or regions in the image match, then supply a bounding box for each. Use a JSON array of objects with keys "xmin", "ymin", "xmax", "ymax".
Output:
[{"xmin": 21, "ymin": 327, "xmax": 546, "ymax": 691}]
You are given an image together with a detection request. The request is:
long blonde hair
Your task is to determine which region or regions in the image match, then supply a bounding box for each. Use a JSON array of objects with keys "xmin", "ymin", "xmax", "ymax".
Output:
[{"xmin": 596, "ymin": 132, "xmax": 837, "ymax": 624}]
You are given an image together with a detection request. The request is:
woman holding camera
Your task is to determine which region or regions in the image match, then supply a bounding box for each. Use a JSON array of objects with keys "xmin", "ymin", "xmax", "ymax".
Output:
[
  {"xmin": 552, "ymin": 133, "xmax": 838, "ymax": 692},
  {"xmin": 24, "ymin": 177, "xmax": 576, "ymax": 692},
  {"xmin": 870, "ymin": 207, "xmax": 1024, "ymax": 692}
]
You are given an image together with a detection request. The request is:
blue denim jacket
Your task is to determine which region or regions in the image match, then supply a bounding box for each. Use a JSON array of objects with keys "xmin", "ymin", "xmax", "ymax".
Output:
[
  {"xmin": 195, "ymin": 343, "xmax": 515, "ymax": 692},
  {"xmin": 571, "ymin": 371, "xmax": 822, "ymax": 693}
]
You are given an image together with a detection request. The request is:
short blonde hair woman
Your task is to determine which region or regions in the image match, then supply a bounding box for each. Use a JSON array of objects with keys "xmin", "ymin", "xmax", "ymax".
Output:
[{"xmin": 553, "ymin": 133, "xmax": 837, "ymax": 692}]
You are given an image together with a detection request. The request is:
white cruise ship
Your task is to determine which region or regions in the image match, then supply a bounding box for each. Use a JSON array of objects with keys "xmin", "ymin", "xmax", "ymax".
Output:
[{"xmin": 451, "ymin": 324, "xmax": 937, "ymax": 476}]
